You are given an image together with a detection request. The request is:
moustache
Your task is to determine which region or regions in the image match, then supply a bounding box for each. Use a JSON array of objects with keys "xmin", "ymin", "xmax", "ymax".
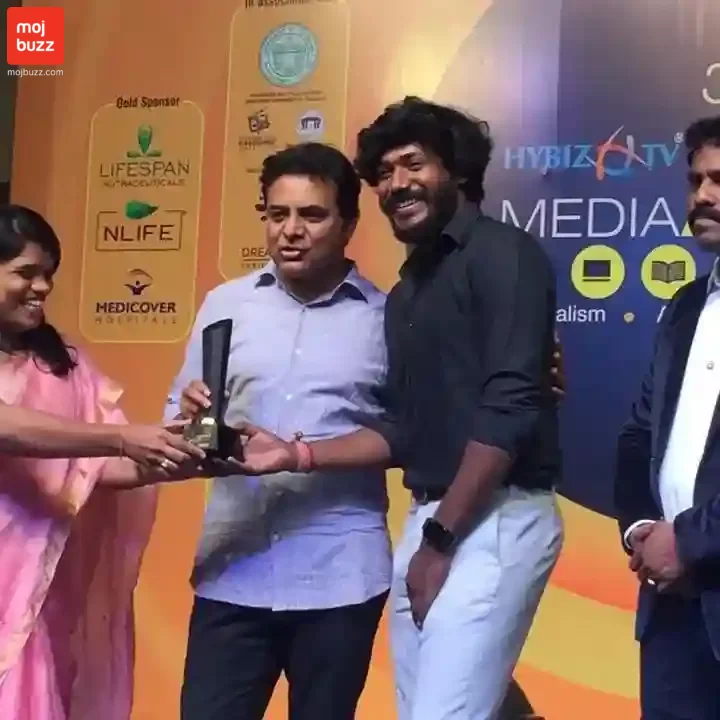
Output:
[
  {"xmin": 382, "ymin": 188, "xmax": 427, "ymax": 215},
  {"xmin": 689, "ymin": 205, "xmax": 720, "ymax": 226}
]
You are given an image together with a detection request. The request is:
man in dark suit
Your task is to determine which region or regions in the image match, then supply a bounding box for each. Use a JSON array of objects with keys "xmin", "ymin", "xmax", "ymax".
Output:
[{"xmin": 615, "ymin": 115, "xmax": 720, "ymax": 719}]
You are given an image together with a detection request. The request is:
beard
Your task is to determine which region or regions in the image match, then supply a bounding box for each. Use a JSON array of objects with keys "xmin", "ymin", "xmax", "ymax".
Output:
[{"xmin": 381, "ymin": 179, "xmax": 460, "ymax": 246}]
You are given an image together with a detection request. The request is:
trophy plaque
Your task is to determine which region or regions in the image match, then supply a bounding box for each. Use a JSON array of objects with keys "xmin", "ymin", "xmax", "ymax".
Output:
[{"xmin": 184, "ymin": 318, "xmax": 238, "ymax": 459}]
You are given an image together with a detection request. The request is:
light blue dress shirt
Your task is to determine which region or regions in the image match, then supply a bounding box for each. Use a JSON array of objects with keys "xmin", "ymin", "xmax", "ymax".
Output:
[{"xmin": 164, "ymin": 262, "xmax": 392, "ymax": 610}]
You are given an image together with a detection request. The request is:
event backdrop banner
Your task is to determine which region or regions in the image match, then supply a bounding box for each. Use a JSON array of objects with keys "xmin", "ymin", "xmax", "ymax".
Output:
[
  {"xmin": 80, "ymin": 102, "xmax": 204, "ymax": 343},
  {"xmin": 219, "ymin": 1, "xmax": 350, "ymax": 279},
  {"xmin": 9, "ymin": 0, "xmax": 720, "ymax": 718}
]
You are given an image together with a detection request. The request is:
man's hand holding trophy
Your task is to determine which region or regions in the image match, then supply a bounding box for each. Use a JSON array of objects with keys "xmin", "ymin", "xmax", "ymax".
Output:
[{"xmin": 179, "ymin": 318, "xmax": 301, "ymax": 477}]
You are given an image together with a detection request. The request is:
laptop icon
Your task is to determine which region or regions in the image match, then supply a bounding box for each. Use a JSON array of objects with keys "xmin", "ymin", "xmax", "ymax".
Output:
[{"xmin": 582, "ymin": 259, "xmax": 611, "ymax": 282}]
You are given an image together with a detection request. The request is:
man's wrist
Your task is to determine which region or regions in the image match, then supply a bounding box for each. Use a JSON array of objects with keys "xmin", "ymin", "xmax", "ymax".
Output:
[
  {"xmin": 293, "ymin": 440, "xmax": 313, "ymax": 473},
  {"xmin": 422, "ymin": 517, "xmax": 459, "ymax": 555},
  {"xmin": 624, "ymin": 519, "xmax": 656, "ymax": 551},
  {"xmin": 671, "ymin": 516, "xmax": 689, "ymax": 569}
]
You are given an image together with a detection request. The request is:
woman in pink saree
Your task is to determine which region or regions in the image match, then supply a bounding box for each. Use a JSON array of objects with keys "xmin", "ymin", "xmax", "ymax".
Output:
[{"xmin": 0, "ymin": 204, "xmax": 207, "ymax": 719}]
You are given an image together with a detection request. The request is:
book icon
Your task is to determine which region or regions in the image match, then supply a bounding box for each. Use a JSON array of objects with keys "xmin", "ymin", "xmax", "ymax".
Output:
[
  {"xmin": 582, "ymin": 259, "xmax": 611, "ymax": 282},
  {"xmin": 651, "ymin": 260, "xmax": 686, "ymax": 284}
]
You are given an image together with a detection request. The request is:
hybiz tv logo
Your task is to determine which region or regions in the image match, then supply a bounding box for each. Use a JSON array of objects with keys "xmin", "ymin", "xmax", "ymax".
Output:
[{"xmin": 7, "ymin": 7, "xmax": 64, "ymax": 65}]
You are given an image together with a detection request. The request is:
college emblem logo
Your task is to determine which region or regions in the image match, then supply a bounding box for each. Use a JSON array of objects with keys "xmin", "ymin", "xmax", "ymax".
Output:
[
  {"xmin": 259, "ymin": 23, "xmax": 318, "ymax": 87},
  {"xmin": 296, "ymin": 109, "xmax": 325, "ymax": 138}
]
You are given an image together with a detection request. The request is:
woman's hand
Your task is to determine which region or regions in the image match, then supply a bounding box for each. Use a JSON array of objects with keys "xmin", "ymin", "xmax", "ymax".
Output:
[
  {"xmin": 117, "ymin": 421, "xmax": 205, "ymax": 472},
  {"xmin": 135, "ymin": 456, "xmax": 209, "ymax": 485}
]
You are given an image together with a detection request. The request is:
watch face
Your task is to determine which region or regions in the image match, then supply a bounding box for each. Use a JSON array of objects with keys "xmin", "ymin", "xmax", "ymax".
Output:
[{"xmin": 423, "ymin": 518, "xmax": 456, "ymax": 553}]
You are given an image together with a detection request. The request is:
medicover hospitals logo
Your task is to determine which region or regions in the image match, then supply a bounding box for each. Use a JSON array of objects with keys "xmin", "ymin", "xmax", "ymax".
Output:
[
  {"xmin": 92, "ymin": 268, "xmax": 178, "ymax": 327},
  {"xmin": 503, "ymin": 127, "xmax": 684, "ymax": 179}
]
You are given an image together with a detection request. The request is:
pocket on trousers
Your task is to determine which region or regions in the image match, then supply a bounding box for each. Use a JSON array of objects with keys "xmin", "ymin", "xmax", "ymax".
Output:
[{"xmin": 444, "ymin": 508, "xmax": 503, "ymax": 616}]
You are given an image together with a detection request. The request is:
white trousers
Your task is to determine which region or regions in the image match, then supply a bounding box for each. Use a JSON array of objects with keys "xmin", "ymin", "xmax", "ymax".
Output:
[{"xmin": 390, "ymin": 485, "xmax": 563, "ymax": 720}]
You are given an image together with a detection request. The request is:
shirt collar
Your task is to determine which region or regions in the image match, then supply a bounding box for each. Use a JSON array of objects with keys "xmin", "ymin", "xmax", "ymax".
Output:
[
  {"xmin": 441, "ymin": 202, "xmax": 484, "ymax": 246},
  {"xmin": 399, "ymin": 203, "xmax": 483, "ymax": 278},
  {"xmin": 708, "ymin": 258, "xmax": 720, "ymax": 295},
  {"xmin": 256, "ymin": 260, "xmax": 371, "ymax": 302}
]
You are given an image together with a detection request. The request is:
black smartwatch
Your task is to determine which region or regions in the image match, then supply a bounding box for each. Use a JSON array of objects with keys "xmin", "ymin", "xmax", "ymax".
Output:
[{"xmin": 422, "ymin": 518, "xmax": 458, "ymax": 555}]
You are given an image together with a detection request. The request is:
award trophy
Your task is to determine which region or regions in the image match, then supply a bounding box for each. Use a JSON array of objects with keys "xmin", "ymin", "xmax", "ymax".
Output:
[{"xmin": 183, "ymin": 318, "xmax": 239, "ymax": 461}]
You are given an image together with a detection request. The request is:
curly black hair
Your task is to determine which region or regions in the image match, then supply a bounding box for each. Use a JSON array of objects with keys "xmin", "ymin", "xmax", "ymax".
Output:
[
  {"xmin": 0, "ymin": 204, "xmax": 76, "ymax": 377},
  {"xmin": 684, "ymin": 115, "xmax": 720, "ymax": 165},
  {"xmin": 354, "ymin": 96, "xmax": 493, "ymax": 204}
]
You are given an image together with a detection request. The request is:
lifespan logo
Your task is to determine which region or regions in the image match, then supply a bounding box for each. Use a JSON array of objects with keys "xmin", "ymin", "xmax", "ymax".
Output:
[{"xmin": 7, "ymin": 7, "xmax": 64, "ymax": 66}]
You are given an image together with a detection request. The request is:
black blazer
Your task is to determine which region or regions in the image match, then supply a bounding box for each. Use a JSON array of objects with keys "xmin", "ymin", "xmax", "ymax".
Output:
[{"xmin": 615, "ymin": 274, "xmax": 720, "ymax": 653}]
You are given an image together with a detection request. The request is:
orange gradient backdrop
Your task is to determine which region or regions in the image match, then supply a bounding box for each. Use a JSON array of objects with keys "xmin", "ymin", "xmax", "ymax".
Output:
[{"xmin": 11, "ymin": 1, "xmax": 640, "ymax": 717}]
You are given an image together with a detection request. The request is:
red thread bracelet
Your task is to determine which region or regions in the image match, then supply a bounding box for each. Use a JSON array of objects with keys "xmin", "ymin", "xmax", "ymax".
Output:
[{"xmin": 294, "ymin": 441, "xmax": 313, "ymax": 472}]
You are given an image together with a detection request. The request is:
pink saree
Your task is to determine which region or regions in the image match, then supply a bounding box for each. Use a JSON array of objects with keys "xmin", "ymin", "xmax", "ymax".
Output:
[{"xmin": 0, "ymin": 351, "xmax": 157, "ymax": 719}]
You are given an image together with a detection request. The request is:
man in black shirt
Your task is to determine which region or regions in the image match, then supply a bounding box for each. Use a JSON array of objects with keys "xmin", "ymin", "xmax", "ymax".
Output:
[{"xmin": 226, "ymin": 98, "xmax": 563, "ymax": 718}]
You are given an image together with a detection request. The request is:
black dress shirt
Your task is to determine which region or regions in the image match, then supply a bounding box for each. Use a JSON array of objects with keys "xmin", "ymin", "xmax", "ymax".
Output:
[{"xmin": 380, "ymin": 204, "xmax": 561, "ymax": 493}]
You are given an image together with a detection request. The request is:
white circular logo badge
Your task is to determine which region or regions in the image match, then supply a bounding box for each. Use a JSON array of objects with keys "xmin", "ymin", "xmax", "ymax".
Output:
[
  {"xmin": 296, "ymin": 110, "xmax": 325, "ymax": 138},
  {"xmin": 260, "ymin": 24, "xmax": 318, "ymax": 87}
]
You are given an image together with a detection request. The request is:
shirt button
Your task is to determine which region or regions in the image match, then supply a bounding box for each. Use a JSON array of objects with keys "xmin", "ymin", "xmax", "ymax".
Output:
[
  {"xmin": 295, "ymin": 348, "xmax": 302, "ymax": 356},
  {"xmin": 272, "ymin": 533, "xmax": 280, "ymax": 542},
  {"xmin": 708, "ymin": 361, "xmax": 715, "ymax": 370},
  {"xmin": 286, "ymin": 393, "xmax": 293, "ymax": 400}
]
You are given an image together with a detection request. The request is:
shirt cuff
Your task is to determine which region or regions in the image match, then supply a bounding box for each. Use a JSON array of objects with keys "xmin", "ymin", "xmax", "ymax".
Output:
[
  {"xmin": 163, "ymin": 398, "xmax": 181, "ymax": 424},
  {"xmin": 623, "ymin": 519, "xmax": 656, "ymax": 551}
]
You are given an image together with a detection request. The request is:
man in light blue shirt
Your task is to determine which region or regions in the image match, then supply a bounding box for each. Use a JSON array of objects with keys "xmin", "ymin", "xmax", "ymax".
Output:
[{"xmin": 166, "ymin": 143, "xmax": 392, "ymax": 720}]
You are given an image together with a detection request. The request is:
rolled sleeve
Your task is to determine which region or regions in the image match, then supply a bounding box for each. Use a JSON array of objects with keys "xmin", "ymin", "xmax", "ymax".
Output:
[
  {"xmin": 367, "ymin": 373, "xmax": 408, "ymax": 467},
  {"xmin": 371, "ymin": 416, "xmax": 406, "ymax": 467},
  {"xmin": 467, "ymin": 233, "xmax": 556, "ymax": 458}
]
